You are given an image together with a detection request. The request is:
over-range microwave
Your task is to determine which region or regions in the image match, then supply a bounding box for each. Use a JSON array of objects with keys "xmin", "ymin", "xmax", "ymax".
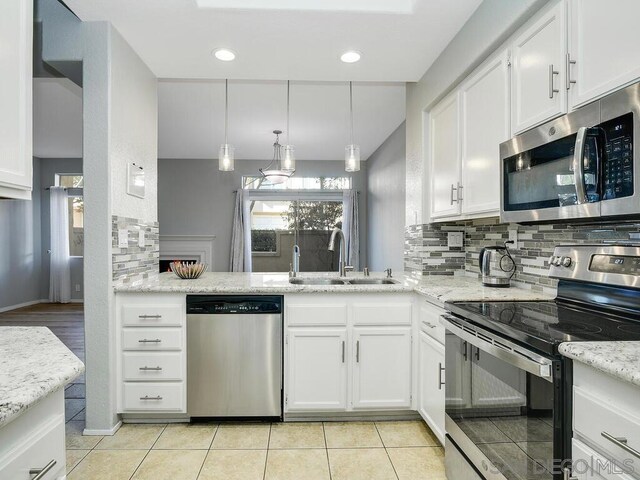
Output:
[{"xmin": 500, "ymin": 82, "xmax": 640, "ymax": 223}]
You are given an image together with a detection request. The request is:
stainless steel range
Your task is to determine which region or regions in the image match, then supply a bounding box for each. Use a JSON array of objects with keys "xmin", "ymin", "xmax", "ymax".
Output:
[{"xmin": 442, "ymin": 244, "xmax": 640, "ymax": 480}]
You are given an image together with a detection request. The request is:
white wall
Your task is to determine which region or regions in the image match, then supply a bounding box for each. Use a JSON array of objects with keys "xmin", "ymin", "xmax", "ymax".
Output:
[
  {"xmin": 367, "ymin": 122, "xmax": 405, "ymax": 272},
  {"xmin": 405, "ymin": 0, "xmax": 547, "ymax": 227}
]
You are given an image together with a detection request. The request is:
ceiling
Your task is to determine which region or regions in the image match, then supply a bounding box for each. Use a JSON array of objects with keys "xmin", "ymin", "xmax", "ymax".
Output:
[
  {"xmin": 34, "ymin": 78, "xmax": 405, "ymax": 160},
  {"xmin": 62, "ymin": 0, "xmax": 482, "ymax": 82}
]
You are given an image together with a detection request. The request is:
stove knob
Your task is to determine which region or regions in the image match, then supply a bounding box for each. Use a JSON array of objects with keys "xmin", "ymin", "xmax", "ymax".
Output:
[
  {"xmin": 562, "ymin": 256, "xmax": 572, "ymax": 267},
  {"xmin": 554, "ymin": 257, "xmax": 562, "ymax": 267}
]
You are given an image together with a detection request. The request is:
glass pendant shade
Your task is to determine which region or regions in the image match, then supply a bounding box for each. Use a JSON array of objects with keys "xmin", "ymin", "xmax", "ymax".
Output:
[
  {"xmin": 345, "ymin": 144, "xmax": 361, "ymax": 172},
  {"xmin": 282, "ymin": 145, "xmax": 296, "ymax": 171},
  {"xmin": 260, "ymin": 170, "xmax": 291, "ymax": 184},
  {"xmin": 218, "ymin": 144, "xmax": 235, "ymax": 171}
]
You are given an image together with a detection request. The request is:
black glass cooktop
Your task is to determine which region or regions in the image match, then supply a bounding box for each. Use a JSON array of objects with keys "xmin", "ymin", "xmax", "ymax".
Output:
[{"xmin": 445, "ymin": 299, "xmax": 640, "ymax": 355}]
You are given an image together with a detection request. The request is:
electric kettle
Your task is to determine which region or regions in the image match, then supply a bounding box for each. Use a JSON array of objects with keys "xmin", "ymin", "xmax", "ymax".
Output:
[{"xmin": 478, "ymin": 241, "xmax": 515, "ymax": 288}]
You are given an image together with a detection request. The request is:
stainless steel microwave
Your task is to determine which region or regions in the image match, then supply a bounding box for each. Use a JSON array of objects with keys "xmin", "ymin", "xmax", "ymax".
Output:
[{"xmin": 500, "ymin": 82, "xmax": 640, "ymax": 223}]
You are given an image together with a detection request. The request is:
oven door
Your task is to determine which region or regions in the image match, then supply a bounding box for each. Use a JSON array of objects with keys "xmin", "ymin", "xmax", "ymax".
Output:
[{"xmin": 441, "ymin": 314, "xmax": 566, "ymax": 480}]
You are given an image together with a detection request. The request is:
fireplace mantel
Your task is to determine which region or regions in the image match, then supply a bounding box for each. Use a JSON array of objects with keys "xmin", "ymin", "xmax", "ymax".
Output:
[{"xmin": 159, "ymin": 235, "xmax": 216, "ymax": 267}]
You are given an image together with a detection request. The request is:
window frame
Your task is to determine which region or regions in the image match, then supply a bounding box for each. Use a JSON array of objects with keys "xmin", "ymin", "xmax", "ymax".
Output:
[{"xmin": 55, "ymin": 173, "xmax": 84, "ymax": 259}]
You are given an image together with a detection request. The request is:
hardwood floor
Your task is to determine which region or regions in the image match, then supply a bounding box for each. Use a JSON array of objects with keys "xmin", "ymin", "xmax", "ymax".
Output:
[{"xmin": 0, "ymin": 303, "xmax": 86, "ymax": 421}]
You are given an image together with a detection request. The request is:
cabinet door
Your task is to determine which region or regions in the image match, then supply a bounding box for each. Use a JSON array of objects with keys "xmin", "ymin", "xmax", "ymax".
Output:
[
  {"xmin": 460, "ymin": 49, "xmax": 510, "ymax": 215},
  {"xmin": 419, "ymin": 332, "xmax": 445, "ymax": 444},
  {"xmin": 470, "ymin": 346, "xmax": 526, "ymax": 408},
  {"xmin": 0, "ymin": 0, "xmax": 32, "ymax": 200},
  {"xmin": 444, "ymin": 334, "xmax": 471, "ymax": 408},
  {"xmin": 286, "ymin": 328, "xmax": 347, "ymax": 411},
  {"xmin": 511, "ymin": 0, "xmax": 567, "ymax": 134},
  {"xmin": 429, "ymin": 91, "xmax": 461, "ymax": 219},
  {"xmin": 568, "ymin": 0, "xmax": 640, "ymax": 109},
  {"xmin": 352, "ymin": 327, "xmax": 412, "ymax": 409}
]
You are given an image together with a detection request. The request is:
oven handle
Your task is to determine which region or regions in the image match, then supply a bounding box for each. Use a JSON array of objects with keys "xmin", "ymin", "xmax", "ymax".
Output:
[
  {"xmin": 573, "ymin": 126, "xmax": 589, "ymax": 205},
  {"xmin": 441, "ymin": 315, "xmax": 554, "ymax": 381}
]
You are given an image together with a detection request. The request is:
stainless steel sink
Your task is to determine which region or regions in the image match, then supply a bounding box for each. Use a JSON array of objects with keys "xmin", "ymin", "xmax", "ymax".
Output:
[
  {"xmin": 346, "ymin": 278, "xmax": 399, "ymax": 285},
  {"xmin": 289, "ymin": 278, "xmax": 347, "ymax": 285}
]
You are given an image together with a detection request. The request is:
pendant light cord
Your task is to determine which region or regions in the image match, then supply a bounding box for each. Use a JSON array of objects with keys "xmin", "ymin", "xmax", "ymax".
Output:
[
  {"xmin": 349, "ymin": 81, "xmax": 354, "ymax": 145},
  {"xmin": 286, "ymin": 80, "xmax": 290, "ymax": 145},
  {"xmin": 224, "ymin": 79, "xmax": 229, "ymax": 145}
]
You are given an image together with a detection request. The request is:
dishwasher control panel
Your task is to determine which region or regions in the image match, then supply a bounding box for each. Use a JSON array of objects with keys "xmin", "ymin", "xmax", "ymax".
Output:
[{"xmin": 186, "ymin": 295, "xmax": 283, "ymax": 314}]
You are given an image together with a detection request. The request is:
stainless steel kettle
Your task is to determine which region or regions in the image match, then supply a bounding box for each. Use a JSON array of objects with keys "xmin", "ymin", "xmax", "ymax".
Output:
[{"xmin": 478, "ymin": 241, "xmax": 515, "ymax": 288}]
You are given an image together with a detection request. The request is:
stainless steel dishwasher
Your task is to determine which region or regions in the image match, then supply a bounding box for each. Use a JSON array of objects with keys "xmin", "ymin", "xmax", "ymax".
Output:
[{"xmin": 186, "ymin": 295, "xmax": 283, "ymax": 419}]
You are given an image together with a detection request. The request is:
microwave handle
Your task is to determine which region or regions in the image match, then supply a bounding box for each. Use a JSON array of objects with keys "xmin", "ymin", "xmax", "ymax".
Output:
[{"xmin": 573, "ymin": 126, "xmax": 589, "ymax": 204}]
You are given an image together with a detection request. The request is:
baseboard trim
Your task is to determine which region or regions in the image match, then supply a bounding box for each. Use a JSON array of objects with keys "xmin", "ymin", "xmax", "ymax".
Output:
[
  {"xmin": 84, "ymin": 420, "xmax": 122, "ymax": 436},
  {"xmin": 0, "ymin": 299, "xmax": 48, "ymax": 313}
]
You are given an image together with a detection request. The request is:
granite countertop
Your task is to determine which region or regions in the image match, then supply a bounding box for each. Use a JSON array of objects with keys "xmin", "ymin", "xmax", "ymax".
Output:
[
  {"xmin": 559, "ymin": 341, "xmax": 640, "ymax": 388},
  {"xmin": 115, "ymin": 271, "xmax": 554, "ymax": 306},
  {"xmin": 0, "ymin": 327, "xmax": 85, "ymax": 428}
]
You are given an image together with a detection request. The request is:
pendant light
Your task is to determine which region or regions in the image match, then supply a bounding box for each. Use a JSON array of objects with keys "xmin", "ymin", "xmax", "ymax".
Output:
[
  {"xmin": 259, "ymin": 130, "xmax": 294, "ymax": 185},
  {"xmin": 282, "ymin": 80, "xmax": 296, "ymax": 172},
  {"xmin": 218, "ymin": 79, "xmax": 235, "ymax": 171},
  {"xmin": 345, "ymin": 81, "xmax": 360, "ymax": 172}
]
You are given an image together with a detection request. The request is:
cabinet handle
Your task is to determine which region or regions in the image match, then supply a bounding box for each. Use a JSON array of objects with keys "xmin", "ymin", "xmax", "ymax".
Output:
[
  {"xmin": 463, "ymin": 341, "xmax": 468, "ymax": 361},
  {"xmin": 139, "ymin": 366, "xmax": 163, "ymax": 371},
  {"xmin": 566, "ymin": 53, "xmax": 576, "ymax": 90},
  {"xmin": 548, "ymin": 64, "xmax": 560, "ymax": 98},
  {"xmin": 457, "ymin": 183, "xmax": 463, "ymax": 202},
  {"xmin": 356, "ymin": 340, "xmax": 360, "ymax": 363},
  {"xmin": 450, "ymin": 184, "xmax": 459, "ymax": 205},
  {"xmin": 601, "ymin": 431, "xmax": 640, "ymax": 460},
  {"xmin": 138, "ymin": 339, "xmax": 162, "ymax": 343},
  {"xmin": 475, "ymin": 346, "xmax": 480, "ymax": 361},
  {"xmin": 138, "ymin": 314, "xmax": 162, "ymax": 319},
  {"xmin": 438, "ymin": 363, "xmax": 445, "ymax": 390},
  {"xmin": 29, "ymin": 459, "xmax": 57, "ymax": 480},
  {"xmin": 140, "ymin": 395, "xmax": 163, "ymax": 400},
  {"xmin": 341, "ymin": 341, "xmax": 345, "ymax": 363}
]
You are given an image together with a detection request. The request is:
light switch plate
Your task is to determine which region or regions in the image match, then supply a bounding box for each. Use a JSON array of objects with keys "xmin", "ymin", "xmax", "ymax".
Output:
[
  {"xmin": 138, "ymin": 230, "xmax": 145, "ymax": 248},
  {"xmin": 448, "ymin": 231, "xmax": 464, "ymax": 248},
  {"xmin": 509, "ymin": 229, "xmax": 518, "ymax": 244},
  {"xmin": 118, "ymin": 229, "xmax": 129, "ymax": 248}
]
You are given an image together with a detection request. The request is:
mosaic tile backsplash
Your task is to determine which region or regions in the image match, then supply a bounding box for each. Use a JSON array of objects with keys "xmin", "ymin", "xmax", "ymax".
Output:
[
  {"xmin": 112, "ymin": 216, "xmax": 159, "ymax": 285},
  {"xmin": 405, "ymin": 217, "xmax": 640, "ymax": 293}
]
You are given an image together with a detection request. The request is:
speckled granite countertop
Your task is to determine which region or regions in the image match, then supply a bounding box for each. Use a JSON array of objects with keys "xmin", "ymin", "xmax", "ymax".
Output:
[
  {"xmin": 115, "ymin": 272, "xmax": 554, "ymax": 306},
  {"xmin": 559, "ymin": 341, "xmax": 640, "ymax": 388},
  {"xmin": 0, "ymin": 327, "xmax": 84, "ymax": 428}
]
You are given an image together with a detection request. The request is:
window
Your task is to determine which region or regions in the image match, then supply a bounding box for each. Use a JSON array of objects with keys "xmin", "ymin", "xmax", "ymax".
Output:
[
  {"xmin": 243, "ymin": 176, "xmax": 351, "ymax": 190},
  {"xmin": 56, "ymin": 174, "xmax": 84, "ymax": 257}
]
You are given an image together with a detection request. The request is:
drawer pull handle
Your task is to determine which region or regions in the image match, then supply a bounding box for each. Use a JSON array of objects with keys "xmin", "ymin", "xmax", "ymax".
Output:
[
  {"xmin": 29, "ymin": 459, "xmax": 57, "ymax": 480},
  {"xmin": 138, "ymin": 339, "xmax": 162, "ymax": 343},
  {"xmin": 139, "ymin": 314, "xmax": 162, "ymax": 319},
  {"xmin": 139, "ymin": 366, "xmax": 163, "ymax": 371},
  {"xmin": 602, "ymin": 431, "xmax": 640, "ymax": 460},
  {"xmin": 438, "ymin": 363, "xmax": 445, "ymax": 390},
  {"xmin": 140, "ymin": 395, "xmax": 163, "ymax": 400}
]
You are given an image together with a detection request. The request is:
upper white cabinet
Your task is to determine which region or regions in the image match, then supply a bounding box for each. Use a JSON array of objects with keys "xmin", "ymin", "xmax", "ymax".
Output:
[
  {"xmin": 511, "ymin": 0, "xmax": 567, "ymax": 134},
  {"xmin": 568, "ymin": 0, "xmax": 640, "ymax": 108},
  {"xmin": 460, "ymin": 49, "xmax": 510, "ymax": 215},
  {"xmin": 0, "ymin": 0, "xmax": 33, "ymax": 200},
  {"xmin": 429, "ymin": 91, "xmax": 461, "ymax": 219}
]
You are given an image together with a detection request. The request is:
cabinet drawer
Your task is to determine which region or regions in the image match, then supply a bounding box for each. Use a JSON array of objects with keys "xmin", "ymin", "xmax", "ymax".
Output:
[
  {"xmin": 0, "ymin": 417, "xmax": 65, "ymax": 480},
  {"xmin": 122, "ymin": 328, "xmax": 183, "ymax": 351},
  {"xmin": 122, "ymin": 304, "xmax": 183, "ymax": 326},
  {"xmin": 572, "ymin": 438, "xmax": 634, "ymax": 480},
  {"xmin": 574, "ymin": 386, "xmax": 640, "ymax": 465},
  {"xmin": 123, "ymin": 352, "xmax": 183, "ymax": 381},
  {"xmin": 352, "ymin": 303, "xmax": 412, "ymax": 326},
  {"xmin": 420, "ymin": 301, "xmax": 446, "ymax": 345},
  {"xmin": 122, "ymin": 382, "xmax": 184, "ymax": 411},
  {"xmin": 287, "ymin": 304, "xmax": 347, "ymax": 326}
]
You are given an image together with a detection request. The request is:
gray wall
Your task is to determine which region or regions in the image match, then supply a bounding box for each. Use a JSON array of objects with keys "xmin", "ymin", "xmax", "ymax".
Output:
[
  {"xmin": 158, "ymin": 159, "xmax": 368, "ymax": 272},
  {"xmin": 367, "ymin": 122, "xmax": 406, "ymax": 272},
  {"xmin": 0, "ymin": 158, "xmax": 42, "ymax": 311},
  {"xmin": 39, "ymin": 158, "xmax": 83, "ymax": 301}
]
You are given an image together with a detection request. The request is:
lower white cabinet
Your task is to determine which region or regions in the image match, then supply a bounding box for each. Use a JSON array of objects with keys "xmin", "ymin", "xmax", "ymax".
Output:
[
  {"xmin": 419, "ymin": 331, "xmax": 445, "ymax": 444},
  {"xmin": 286, "ymin": 328, "xmax": 348, "ymax": 411},
  {"xmin": 352, "ymin": 327, "xmax": 412, "ymax": 409}
]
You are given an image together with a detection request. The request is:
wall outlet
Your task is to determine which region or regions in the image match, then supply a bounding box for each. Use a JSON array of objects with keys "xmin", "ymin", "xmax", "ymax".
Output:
[
  {"xmin": 448, "ymin": 231, "xmax": 464, "ymax": 248},
  {"xmin": 138, "ymin": 230, "xmax": 145, "ymax": 248},
  {"xmin": 509, "ymin": 229, "xmax": 518, "ymax": 244},
  {"xmin": 118, "ymin": 229, "xmax": 129, "ymax": 248}
]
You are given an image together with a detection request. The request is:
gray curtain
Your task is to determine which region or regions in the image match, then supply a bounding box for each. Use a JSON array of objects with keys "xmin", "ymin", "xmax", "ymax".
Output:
[
  {"xmin": 342, "ymin": 189, "xmax": 360, "ymax": 270},
  {"xmin": 229, "ymin": 189, "xmax": 252, "ymax": 272}
]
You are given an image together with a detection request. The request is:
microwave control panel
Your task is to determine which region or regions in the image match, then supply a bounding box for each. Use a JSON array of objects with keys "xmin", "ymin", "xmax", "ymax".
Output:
[{"xmin": 603, "ymin": 113, "xmax": 633, "ymax": 200}]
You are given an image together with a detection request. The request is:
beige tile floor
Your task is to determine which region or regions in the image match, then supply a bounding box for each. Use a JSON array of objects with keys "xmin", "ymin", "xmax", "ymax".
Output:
[{"xmin": 66, "ymin": 420, "xmax": 447, "ymax": 480}]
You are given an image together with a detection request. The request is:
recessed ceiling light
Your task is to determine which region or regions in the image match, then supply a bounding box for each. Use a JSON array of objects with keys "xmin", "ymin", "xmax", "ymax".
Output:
[
  {"xmin": 340, "ymin": 51, "xmax": 361, "ymax": 63},
  {"xmin": 213, "ymin": 48, "xmax": 236, "ymax": 61}
]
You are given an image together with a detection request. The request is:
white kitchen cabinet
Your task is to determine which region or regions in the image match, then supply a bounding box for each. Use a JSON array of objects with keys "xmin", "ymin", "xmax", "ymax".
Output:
[
  {"xmin": 460, "ymin": 48, "xmax": 510, "ymax": 215},
  {"xmin": 429, "ymin": 91, "xmax": 461, "ymax": 219},
  {"xmin": 511, "ymin": 0, "xmax": 567, "ymax": 134},
  {"xmin": 286, "ymin": 328, "xmax": 348, "ymax": 411},
  {"xmin": 419, "ymin": 331, "xmax": 445, "ymax": 444},
  {"xmin": 0, "ymin": 0, "xmax": 33, "ymax": 200},
  {"xmin": 568, "ymin": 0, "xmax": 640, "ymax": 109},
  {"xmin": 352, "ymin": 327, "xmax": 412, "ymax": 409},
  {"xmin": 469, "ymin": 346, "xmax": 526, "ymax": 407}
]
